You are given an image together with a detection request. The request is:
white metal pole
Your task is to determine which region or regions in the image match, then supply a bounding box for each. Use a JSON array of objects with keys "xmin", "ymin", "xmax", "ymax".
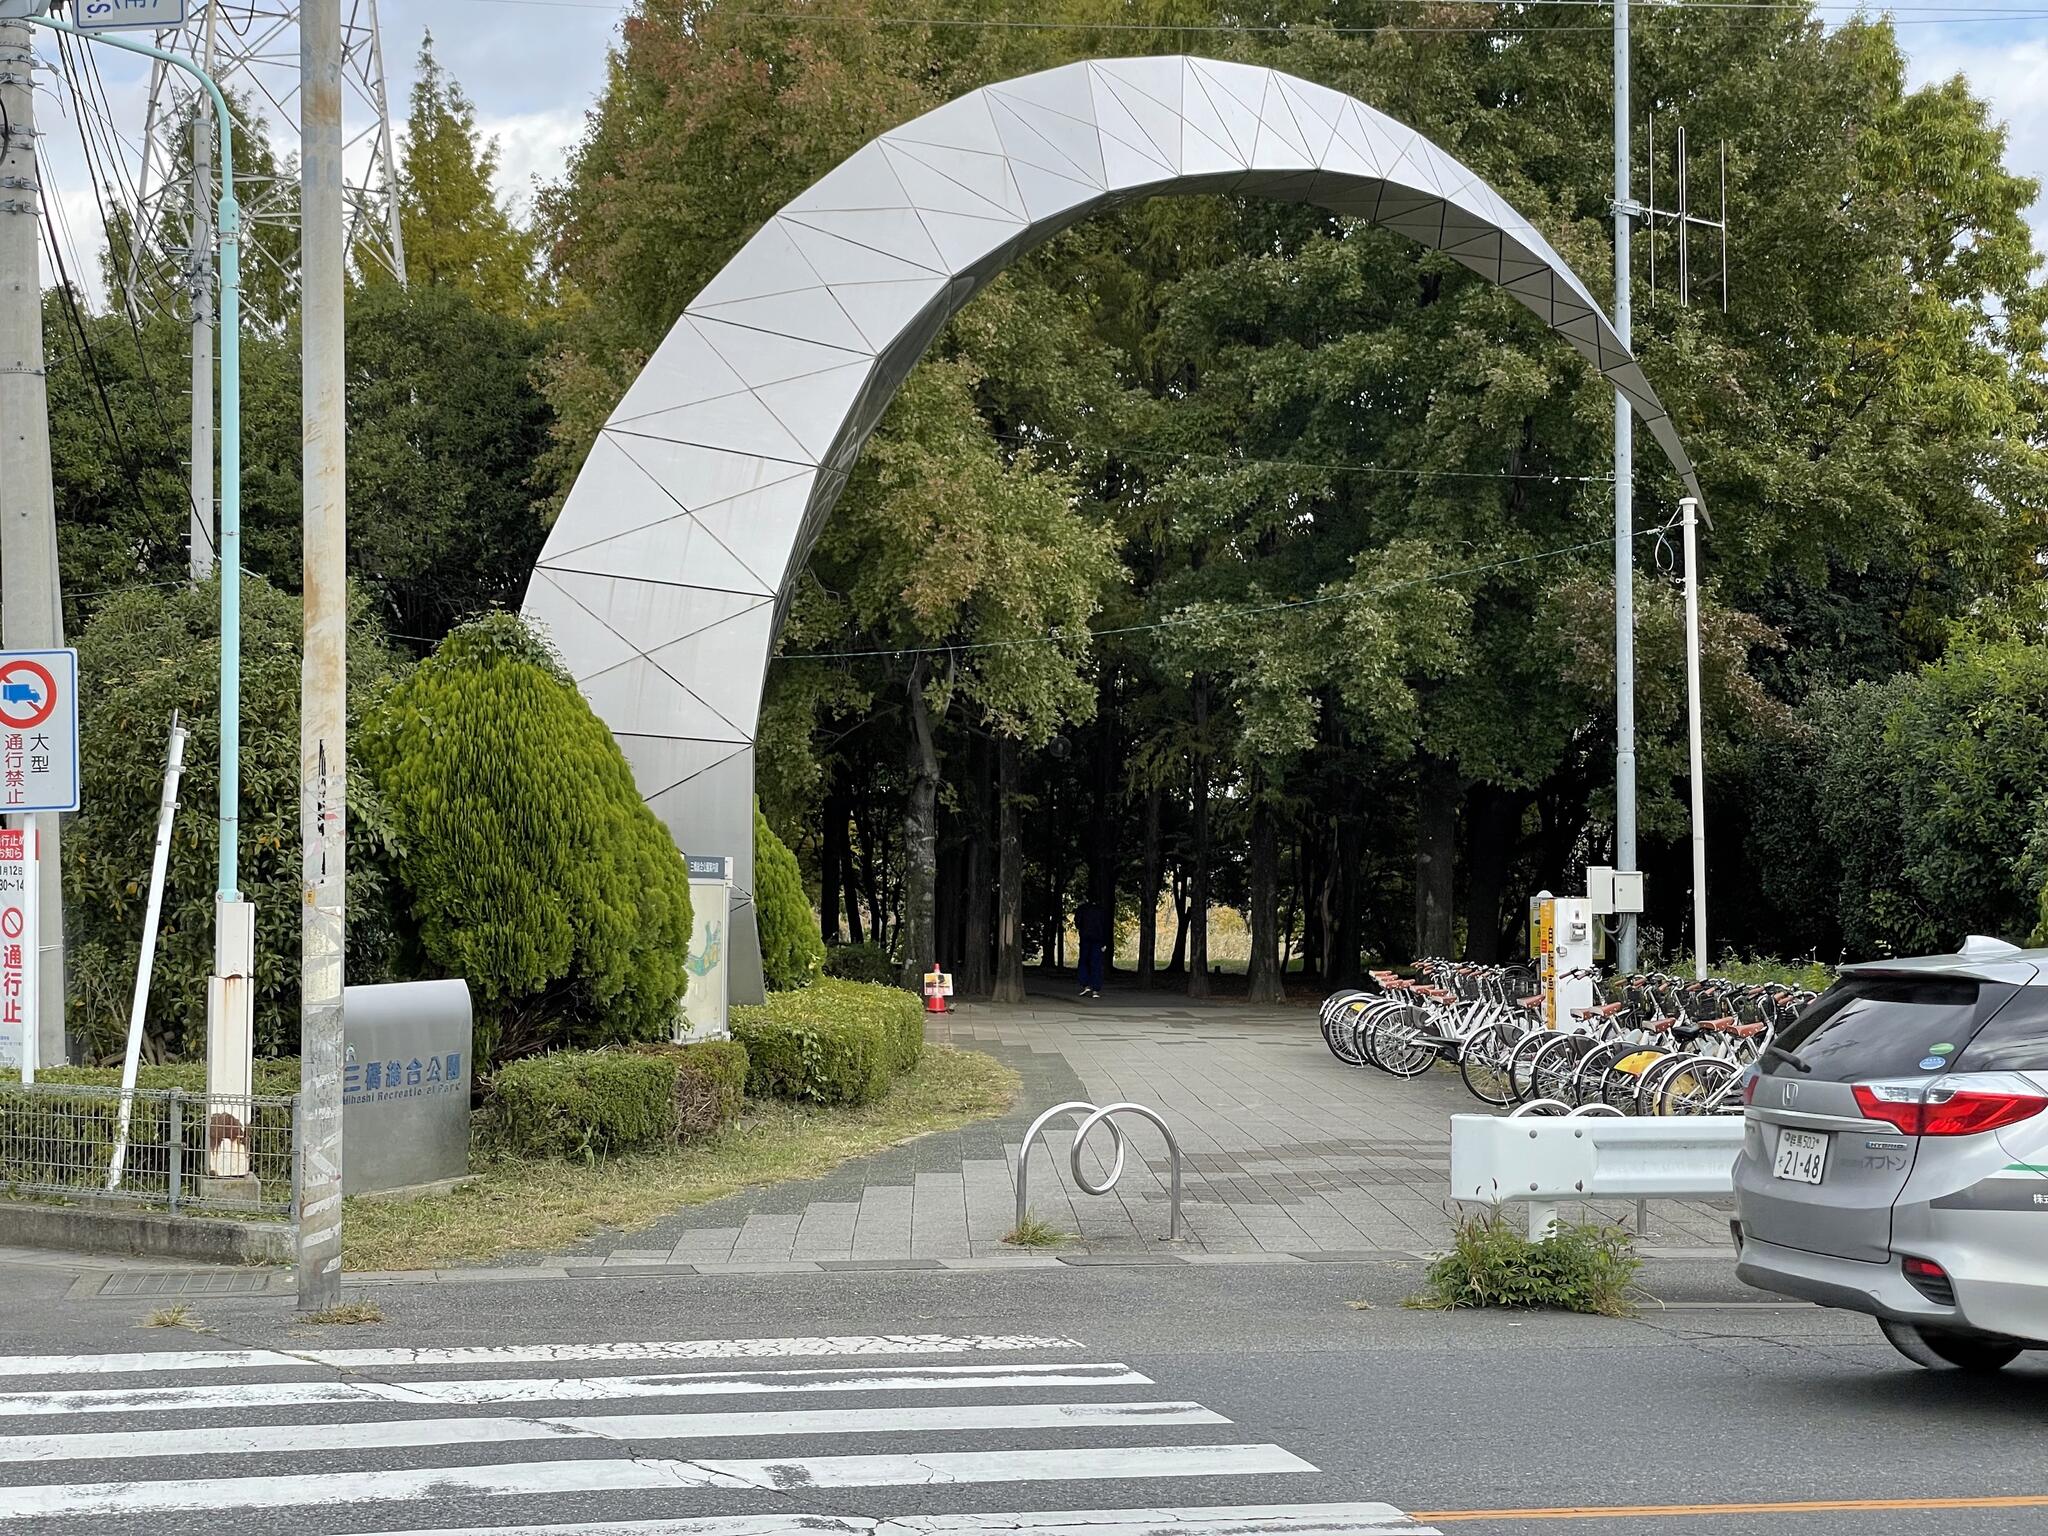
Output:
[
  {"xmin": 1613, "ymin": 0, "xmax": 1639, "ymax": 972},
  {"xmin": 298, "ymin": 0, "xmax": 349, "ymax": 1313},
  {"xmin": 109, "ymin": 714, "xmax": 188, "ymax": 1190},
  {"xmin": 1681, "ymin": 495, "xmax": 1707, "ymax": 981},
  {"xmin": 189, "ymin": 110, "xmax": 215, "ymax": 580},
  {"xmin": 0, "ymin": 17, "xmax": 67, "ymax": 1073}
]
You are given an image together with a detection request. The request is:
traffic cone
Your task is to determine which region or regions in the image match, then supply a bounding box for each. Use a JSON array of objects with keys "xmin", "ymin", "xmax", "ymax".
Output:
[{"xmin": 924, "ymin": 963, "xmax": 949, "ymax": 1014}]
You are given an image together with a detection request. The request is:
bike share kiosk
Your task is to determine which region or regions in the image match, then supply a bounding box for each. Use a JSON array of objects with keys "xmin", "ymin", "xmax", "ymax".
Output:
[{"xmin": 1528, "ymin": 890, "xmax": 1596, "ymax": 1029}]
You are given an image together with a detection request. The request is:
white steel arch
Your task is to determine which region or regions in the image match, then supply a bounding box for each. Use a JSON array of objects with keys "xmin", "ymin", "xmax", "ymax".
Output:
[{"xmin": 524, "ymin": 56, "xmax": 1703, "ymax": 1000}]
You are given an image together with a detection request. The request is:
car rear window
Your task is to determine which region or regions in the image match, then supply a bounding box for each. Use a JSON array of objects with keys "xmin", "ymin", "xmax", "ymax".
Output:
[
  {"xmin": 1955, "ymin": 987, "xmax": 2048, "ymax": 1073},
  {"xmin": 1767, "ymin": 976, "xmax": 2002, "ymax": 1082}
]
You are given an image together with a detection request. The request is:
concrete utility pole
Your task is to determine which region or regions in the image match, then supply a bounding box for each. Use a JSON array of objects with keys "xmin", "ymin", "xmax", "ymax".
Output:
[
  {"xmin": 1612, "ymin": 0, "xmax": 1639, "ymax": 973},
  {"xmin": 0, "ymin": 14, "xmax": 66, "ymax": 1071},
  {"xmin": 297, "ymin": 0, "xmax": 347, "ymax": 1313},
  {"xmin": 188, "ymin": 7, "xmax": 219, "ymax": 580}
]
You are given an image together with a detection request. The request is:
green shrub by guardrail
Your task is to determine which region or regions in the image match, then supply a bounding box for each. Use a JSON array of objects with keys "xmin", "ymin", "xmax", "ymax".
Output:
[
  {"xmin": 731, "ymin": 978, "xmax": 922, "ymax": 1105},
  {"xmin": 486, "ymin": 1040, "xmax": 751, "ymax": 1160}
]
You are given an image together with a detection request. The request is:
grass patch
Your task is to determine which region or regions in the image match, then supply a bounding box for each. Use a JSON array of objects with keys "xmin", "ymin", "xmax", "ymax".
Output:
[
  {"xmin": 342, "ymin": 1044, "xmax": 1018, "ymax": 1271},
  {"xmin": 1002, "ymin": 1212, "xmax": 1071, "ymax": 1248},
  {"xmin": 142, "ymin": 1304, "xmax": 203, "ymax": 1330},
  {"xmin": 1408, "ymin": 1213, "xmax": 1642, "ymax": 1318},
  {"xmin": 300, "ymin": 1300, "xmax": 385, "ymax": 1325}
]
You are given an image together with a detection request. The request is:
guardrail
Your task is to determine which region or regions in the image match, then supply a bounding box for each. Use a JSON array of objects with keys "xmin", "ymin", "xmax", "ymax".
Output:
[
  {"xmin": 1450, "ymin": 1110, "xmax": 1743, "ymax": 1239},
  {"xmin": 1015, "ymin": 1099, "xmax": 1182, "ymax": 1240}
]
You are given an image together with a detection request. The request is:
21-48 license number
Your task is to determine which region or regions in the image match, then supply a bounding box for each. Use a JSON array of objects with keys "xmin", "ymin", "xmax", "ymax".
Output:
[{"xmin": 1773, "ymin": 1127, "xmax": 1828, "ymax": 1184}]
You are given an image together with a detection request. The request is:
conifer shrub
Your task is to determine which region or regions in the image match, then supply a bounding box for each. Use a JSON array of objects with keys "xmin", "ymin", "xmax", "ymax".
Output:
[
  {"xmin": 361, "ymin": 614, "xmax": 692, "ymax": 1064},
  {"xmin": 755, "ymin": 804, "xmax": 824, "ymax": 991}
]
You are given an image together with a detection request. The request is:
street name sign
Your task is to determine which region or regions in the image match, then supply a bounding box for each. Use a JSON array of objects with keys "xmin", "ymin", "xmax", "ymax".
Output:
[{"xmin": 74, "ymin": 1, "xmax": 187, "ymax": 29}]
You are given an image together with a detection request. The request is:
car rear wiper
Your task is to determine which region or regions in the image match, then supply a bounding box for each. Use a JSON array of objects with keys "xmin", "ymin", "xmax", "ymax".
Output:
[{"xmin": 1761, "ymin": 1042, "xmax": 1813, "ymax": 1075}]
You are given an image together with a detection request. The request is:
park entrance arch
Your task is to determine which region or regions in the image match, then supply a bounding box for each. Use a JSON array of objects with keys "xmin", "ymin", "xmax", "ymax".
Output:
[{"xmin": 523, "ymin": 55, "xmax": 1702, "ymax": 1000}]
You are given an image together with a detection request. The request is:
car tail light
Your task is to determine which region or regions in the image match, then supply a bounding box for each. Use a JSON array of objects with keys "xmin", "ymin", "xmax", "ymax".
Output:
[
  {"xmin": 1853, "ymin": 1083, "xmax": 2048, "ymax": 1136},
  {"xmin": 1902, "ymin": 1255, "xmax": 1956, "ymax": 1307},
  {"xmin": 1741, "ymin": 1069, "xmax": 1759, "ymax": 1106}
]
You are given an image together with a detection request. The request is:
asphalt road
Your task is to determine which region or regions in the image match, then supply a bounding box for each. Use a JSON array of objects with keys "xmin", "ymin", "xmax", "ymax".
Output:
[{"xmin": 2, "ymin": 1256, "xmax": 2044, "ymax": 1535}]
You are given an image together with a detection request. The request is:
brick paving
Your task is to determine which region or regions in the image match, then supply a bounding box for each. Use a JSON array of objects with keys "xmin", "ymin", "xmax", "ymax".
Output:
[{"xmin": 506, "ymin": 983, "xmax": 1735, "ymax": 1268}]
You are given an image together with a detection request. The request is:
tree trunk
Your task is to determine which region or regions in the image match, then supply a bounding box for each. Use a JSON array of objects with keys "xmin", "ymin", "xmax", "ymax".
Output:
[
  {"xmin": 821, "ymin": 777, "xmax": 846, "ymax": 944},
  {"xmin": 1136, "ymin": 784, "xmax": 1161, "ymax": 987},
  {"xmin": 1413, "ymin": 753, "xmax": 1460, "ymax": 961},
  {"xmin": 899, "ymin": 661, "xmax": 940, "ymax": 988},
  {"xmin": 1245, "ymin": 778, "xmax": 1283, "ymax": 1003},
  {"xmin": 840, "ymin": 826, "xmax": 865, "ymax": 944},
  {"xmin": 959, "ymin": 734, "xmax": 992, "ymax": 995},
  {"xmin": 1331, "ymin": 816, "xmax": 1363, "ymax": 985},
  {"xmin": 1188, "ymin": 680, "xmax": 1211, "ymax": 999},
  {"xmin": 1464, "ymin": 784, "xmax": 1520, "ymax": 964},
  {"xmin": 994, "ymin": 736, "xmax": 1026, "ymax": 1003}
]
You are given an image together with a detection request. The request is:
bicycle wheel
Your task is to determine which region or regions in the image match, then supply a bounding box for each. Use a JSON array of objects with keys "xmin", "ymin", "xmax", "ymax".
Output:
[
  {"xmin": 1528, "ymin": 1034, "xmax": 1588, "ymax": 1103},
  {"xmin": 1504, "ymin": 1028, "xmax": 1555, "ymax": 1101},
  {"xmin": 1633, "ymin": 1053, "xmax": 1689, "ymax": 1116},
  {"xmin": 1350, "ymin": 999, "xmax": 1403, "ymax": 1071},
  {"xmin": 1368, "ymin": 1007, "xmax": 1438, "ymax": 1078},
  {"xmin": 1568, "ymin": 1041, "xmax": 1631, "ymax": 1107},
  {"xmin": 1325, "ymin": 999, "xmax": 1374, "ymax": 1065},
  {"xmin": 1658, "ymin": 1056, "xmax": 1739, "ymax": 1116},
  {"xmin": 1458, "ymin": 1022, "xmax": 1519, "ymax": 1105},
  {"xmin": 1604, "ymin": 1048, "xmax": 1665, "ymax": 1111}
]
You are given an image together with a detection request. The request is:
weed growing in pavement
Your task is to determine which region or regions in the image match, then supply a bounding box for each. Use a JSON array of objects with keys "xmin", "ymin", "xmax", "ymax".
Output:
[
  {"xmin": 1407, "ymin": 1213, "xmax": 1642, "ymax": 1317},
  {"xmin": 300, "ymin": 1300, "xmax": 385, "ymax": 1325},
  {"xmin": 142, "ymin": 1304, "xmax": 205, "ymax": 1330},
  {"xmin": 1002, "ymin": 1212, "xmax": 1073, "ymax": 1248}
]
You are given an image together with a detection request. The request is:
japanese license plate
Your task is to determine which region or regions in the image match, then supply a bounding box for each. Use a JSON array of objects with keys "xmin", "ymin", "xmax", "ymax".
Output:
[{"xmin": 1773, "ymin": 1127, "xmax": 1828, "ymax": 1184}]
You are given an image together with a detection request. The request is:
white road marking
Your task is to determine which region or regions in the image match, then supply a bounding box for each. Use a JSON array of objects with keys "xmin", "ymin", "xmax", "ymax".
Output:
[
  {"xmin": 0, "ymin": 1399, "xmax": 1227, "ymax": 1463},
  {"xmin": 0, "ymin": 1444, "xmax": 1319, "ymax": 1520},
  {"xmin": 0, "ymin": 1360, "xmax": 1149, "ymax": 1418},
  {"xmin": 0, "ymin": 1334, "xmax": 1078, "ymax": 1379},
  {"xmin": 346, "ymin": 1504, "xmax": 1437, "ymax": 1536}
]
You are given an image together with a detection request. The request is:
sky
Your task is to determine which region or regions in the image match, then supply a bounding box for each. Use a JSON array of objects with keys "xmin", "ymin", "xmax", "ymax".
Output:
[{"xmin": 25, "ymin": 1, "xmax": 2048, "ymax": 305}]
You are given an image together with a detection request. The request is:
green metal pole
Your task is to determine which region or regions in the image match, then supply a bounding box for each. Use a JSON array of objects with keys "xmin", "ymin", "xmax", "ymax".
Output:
[{"xmin": 26, "ymin": 16, "xmax": 242, "ymax": 900}]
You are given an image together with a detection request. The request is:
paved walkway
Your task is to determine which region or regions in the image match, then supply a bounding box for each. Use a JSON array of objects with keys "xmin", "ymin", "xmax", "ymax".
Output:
[{"xmin": 517, "ymin": 985, "xmax": 1734, "ymax": 1271}]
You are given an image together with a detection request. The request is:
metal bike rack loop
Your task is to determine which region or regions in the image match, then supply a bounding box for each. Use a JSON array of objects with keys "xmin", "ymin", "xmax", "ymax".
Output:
[{"xmin": 1014, "ymin": 1099, "xmax": 1183, "ymax": 1240}]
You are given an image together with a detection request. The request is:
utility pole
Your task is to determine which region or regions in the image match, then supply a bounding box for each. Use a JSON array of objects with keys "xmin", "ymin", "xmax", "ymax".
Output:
[
  {"xmin": 1612, "ymin": 0, "xmax": 1639, "ymax": 974},
  {"xmin": 1680, "ymin": 496, "xmax": 1707, "ymax": 982},
  {"xmin": 188, "ymin": 8, "xmax": 218, "ymax": 581},
  {"xmin": 297, "ymin": 0, "xmax": 347, "ymax": 1313},
  {"xmin": 0, "ymin": 13, "xmax": 66, "ymax": 1071}
]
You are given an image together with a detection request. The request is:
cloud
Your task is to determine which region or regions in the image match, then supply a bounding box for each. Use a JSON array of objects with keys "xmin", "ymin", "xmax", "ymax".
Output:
[{"xmin": 478, "ymin": 108, "xmax": 591, "ymax": 215}]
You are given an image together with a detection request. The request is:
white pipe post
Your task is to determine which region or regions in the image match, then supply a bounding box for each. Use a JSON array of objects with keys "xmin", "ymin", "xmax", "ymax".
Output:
[
  {"xmin": 1613, "ymin": 0, "xmax": 1639, "ymax": 972},
  {"xmin": 108, "ymin": 714, "xmax": 188, "ymax": 1190},
  {"xmin": 298, "ymin": 0, "xmax": 350, "ymax": 1313},
  {"xmin": 1681, "ymin": 495, "xmax": 1708, "ymax": 981}
]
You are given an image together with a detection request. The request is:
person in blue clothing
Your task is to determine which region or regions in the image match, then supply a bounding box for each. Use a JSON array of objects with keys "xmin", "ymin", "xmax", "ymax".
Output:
[{"xmin": 1075, "ymin": 900, "xmax": 1110, "ymax": 998}]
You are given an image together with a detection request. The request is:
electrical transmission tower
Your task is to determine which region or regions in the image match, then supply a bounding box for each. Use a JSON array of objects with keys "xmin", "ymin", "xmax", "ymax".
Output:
[{"xmin": 123, "ymin": 0, "xmax": 404, "ymax": 319}]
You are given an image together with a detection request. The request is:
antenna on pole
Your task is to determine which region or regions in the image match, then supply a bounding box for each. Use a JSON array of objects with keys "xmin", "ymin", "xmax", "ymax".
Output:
[{"xmin": 1643, "ymin": 112, "xmax": 1732, "ymax": 312}]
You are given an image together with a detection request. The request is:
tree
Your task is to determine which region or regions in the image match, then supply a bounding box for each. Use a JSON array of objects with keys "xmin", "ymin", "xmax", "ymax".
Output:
[
  {"xmin": 755, "ymin": 803, "xmax": 825, "ymax": 990},
  {"xmin": 361, "ymin": 614, "xmax": 693, "ymax": 1063},
  {"xmin": 64, "ymin": 578, "xmax": 402, "ymax": 1062},
  {"xmin": 394, "ymin": 34, "xmax": 539, "ymax": 317}
]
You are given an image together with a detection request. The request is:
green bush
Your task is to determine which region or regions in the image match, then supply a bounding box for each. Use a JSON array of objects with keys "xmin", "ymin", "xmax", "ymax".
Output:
[
  {"xmin": 487, "ymin": 1050, "xmax": 678, "ymax": 1160},
  {"xmin": 1410, "ymin": 1214, "xmax": 1642, "ymax": 1317},
  {"xmin": 755, "ymin": 804, "xmax": 825, "ymax": 991},
  {"xmin": 362, "ymin": 614, "xmax": 693, "ymax": 1065},
  {"xmin": 730, "ymin": 978, "xmax": 923, "ymax": 1103},
  {"xmin": 64, "ymin": 578, "xmax": 404, "ymax": 1062},
  {"xmin": 632, "ymin": 1038, "xmax": 748, "ymax": 1140},
  {"xmin": 823, "ymin": 942, "xmax": 895, "ymax": 986}
]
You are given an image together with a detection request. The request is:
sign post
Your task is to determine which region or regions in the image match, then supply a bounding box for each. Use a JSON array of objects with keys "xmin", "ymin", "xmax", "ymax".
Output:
[
  {"xmin": 0, "ymin": 648, "xmax": 77, "ymax": 1082},
  {"xmin": 679, "ymin": 854, "xmax": 732, "ymax": 1042}
]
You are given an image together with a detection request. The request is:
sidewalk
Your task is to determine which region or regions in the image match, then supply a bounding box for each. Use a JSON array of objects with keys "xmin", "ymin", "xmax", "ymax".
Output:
[{"xmin": 507, "ymin": 983, "xmax": 1734, "ymax": 1270}]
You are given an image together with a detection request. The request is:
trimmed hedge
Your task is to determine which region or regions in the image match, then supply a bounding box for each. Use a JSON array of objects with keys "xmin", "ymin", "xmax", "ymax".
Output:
[
  {"xmin": 488, "ymin": 1050, "xmax": 676, "ymax": 1159},
  {"xmin": 632, "ymin": 1038, "xmax": 749, "ymax": 1140},
  {"xmin": 823, "ymin": 942, "xmax": 895, "ymax": 986},
  {"xmin": 730, "ymin": 979, "xmax": 923, "ymax": 1105}
]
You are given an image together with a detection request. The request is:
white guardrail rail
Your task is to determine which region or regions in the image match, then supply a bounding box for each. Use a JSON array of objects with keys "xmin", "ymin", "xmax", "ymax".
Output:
[{"xmin": 1450, "ymin": 1109, "xmax": 1744, "ymax": 1239}]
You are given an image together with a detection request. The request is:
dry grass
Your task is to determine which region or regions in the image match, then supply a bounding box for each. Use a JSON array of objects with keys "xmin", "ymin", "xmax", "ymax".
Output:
[
  {"xmin": 300, "ymin": 1300, "xmax": 385, "ymax": 1325},
  {"xmin": 142, "ymin": 1304, "xmax": 203, "ymax": 1330},
  {"xmin": 1001, "ymin": 1213, "xmax": 1072, "ymax": 1248},
  {"xmin": 342, "ymin": 1044, "xmax": 1019, "ymax": 1272}
]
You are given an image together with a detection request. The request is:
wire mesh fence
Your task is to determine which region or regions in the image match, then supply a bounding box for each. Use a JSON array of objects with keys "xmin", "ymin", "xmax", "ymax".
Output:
[{"xmin": 0, "ymin": 1081, "xmax": 296, "ymax": 1217}]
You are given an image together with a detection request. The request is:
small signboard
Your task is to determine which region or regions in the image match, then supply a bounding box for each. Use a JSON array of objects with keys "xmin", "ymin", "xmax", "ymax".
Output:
[
  {"xmin": 923, "ymin": 971, "xmax": 953, "ymax": 999},
  {"xmin": 73, "ymin": 0, "xmax": 188, "ymax": 30},
  {"xmin": 678, "ymin": 855, "xmax": 732, "ymax": 1041},
  {"xmin": 0, "ymin": 649, "xmax": 78, "ymax": 814},
  {"xmin": 0, "ymin": 826, "xmax": 38, "ymax": 1077}
]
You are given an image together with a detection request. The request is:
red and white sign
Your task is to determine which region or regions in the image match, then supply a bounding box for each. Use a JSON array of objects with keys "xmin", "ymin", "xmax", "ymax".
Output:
[{"xmin": 0, "ymin": 826, "xmax": 38, "ymax": 1079}]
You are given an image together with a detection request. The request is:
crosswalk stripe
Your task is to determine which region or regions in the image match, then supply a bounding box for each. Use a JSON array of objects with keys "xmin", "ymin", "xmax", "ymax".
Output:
[
  {"xmin": 0, "ymin": 1443, "xmax": 1319, "ymax": 1520},
  {"xmin": 346, "ymin": 1504, "xmax": 1437, "ymax": 1536},
  {"xmin": 0, "ymin": 1360, "xmax": 1150, "ymax": 1418},
  {"xmin": 0, "ymin": 1399, "xmax": 1229, "ymax": 1464},
  {"xmin": 0, "ymin": 1334, "xmax": 1078, "ymax": 1380}
]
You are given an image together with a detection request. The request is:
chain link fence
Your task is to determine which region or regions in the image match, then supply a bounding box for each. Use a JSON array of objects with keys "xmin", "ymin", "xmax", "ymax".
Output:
[{"xmin": 0, "ymin": 1081, "xmax": 297, "ymax": 1217}]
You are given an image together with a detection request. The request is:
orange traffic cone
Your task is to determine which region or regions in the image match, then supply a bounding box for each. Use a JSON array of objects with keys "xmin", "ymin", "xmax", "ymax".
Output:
[{"xmin": 924, "ymin": 964, "xmax": 949, "ymax": 1014}]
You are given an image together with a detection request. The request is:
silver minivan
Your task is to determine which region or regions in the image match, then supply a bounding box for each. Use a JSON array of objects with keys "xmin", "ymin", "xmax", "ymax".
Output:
[{"xmin": 1733, "ymin": 937, "xmax": 2048, "ymax": 1371}]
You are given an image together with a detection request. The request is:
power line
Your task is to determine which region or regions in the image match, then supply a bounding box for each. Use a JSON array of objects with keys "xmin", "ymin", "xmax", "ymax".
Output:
[{"xmin": 778, "ymin": 524, "xmax": 1670, "ymax": 662}]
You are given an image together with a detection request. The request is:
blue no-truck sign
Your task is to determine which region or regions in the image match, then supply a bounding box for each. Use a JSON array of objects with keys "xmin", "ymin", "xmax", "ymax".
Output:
[{"xmin": 0, "ymin": 650, "xmax": 79, "ymax": 814}]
